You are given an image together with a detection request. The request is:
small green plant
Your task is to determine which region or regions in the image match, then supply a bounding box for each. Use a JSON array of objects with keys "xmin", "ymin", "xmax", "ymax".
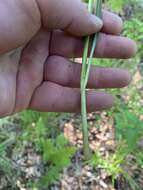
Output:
[
  {"xmin": 18, "ymin": 111, "xmax": 76, "ymax": 189},
  {"xmin": 114, "ymin": 110, "xmax": 143, "ymax": 189},
  {"xmin": 37, "ymin": 135, "xmax": 76, "ymax": 188},
  {"xmin": 88, "ymin": 143, "xmax": 140, "ymax": 189},
  {"xmin": 19, "ymin": 111, "xmax": 62, "ymax": 149},
  {"xmin": 115, "ymin": 110, "xmax": 143, "ymax": 153}
]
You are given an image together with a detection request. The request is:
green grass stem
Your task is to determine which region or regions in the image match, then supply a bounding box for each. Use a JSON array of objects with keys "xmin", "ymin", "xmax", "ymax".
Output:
[{"xmin": 81, "ymin": 0, "xmax": 102, "ymax": 160}]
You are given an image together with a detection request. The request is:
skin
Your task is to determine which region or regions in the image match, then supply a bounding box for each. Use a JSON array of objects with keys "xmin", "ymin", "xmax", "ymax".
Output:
[{"xmin": 0, "ymin": 0, "xmax": 137, "ymax": 117}]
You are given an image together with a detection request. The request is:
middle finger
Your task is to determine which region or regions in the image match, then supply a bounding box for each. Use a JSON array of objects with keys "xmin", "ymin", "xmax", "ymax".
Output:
[{"xmin": 50, "ymin": 30, "xmax": 137, "ymax": 59}]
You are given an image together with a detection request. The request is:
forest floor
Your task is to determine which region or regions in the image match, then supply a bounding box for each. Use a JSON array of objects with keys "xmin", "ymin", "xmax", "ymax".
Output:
[{"xmin": 6, "ymin": 109, "xmax": 143, "ymax": 190}]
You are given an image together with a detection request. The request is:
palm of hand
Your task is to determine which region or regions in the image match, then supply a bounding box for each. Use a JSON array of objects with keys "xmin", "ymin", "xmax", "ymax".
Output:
[
  {"xmin": 0, "ymin": 1, "xmax": 136, "ymax": 117},
  {"xmin": 0, "ymin": 30, "xmax": 50, "ymax": 116},
  {"xmin": 0, "ymin": 27, "xmax": 135, "ymax": 117}
]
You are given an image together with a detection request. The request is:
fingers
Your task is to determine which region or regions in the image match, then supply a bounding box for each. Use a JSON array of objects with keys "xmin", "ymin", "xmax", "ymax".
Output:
[
  {"xmin": 29, "ymin": 82, "xmax": 113, "ymax": 113},
  {"xmin": 101, "ymin": 10, "xmax": 123, "ymax": 35},
  {"xmin": 37, "ymin": 0, "xmax": 103, "ymax": 36},
  {"xmin": 44, "ymin": 56, "xmax": 131, "ymax": 89},
  {"xmin": 94, "ymin": 34, "xmax": 137, "ymax": 59},
  {"xmin": 50, "ymin": 31, "xmax": 137, "ymax": 59},
  {"xmin": 38, "ymin": 0, "xmax": 124, "ymax": 36},
  {"xmin": 39, "ymin": 0, "xmax": 124, "ymax": 36}
]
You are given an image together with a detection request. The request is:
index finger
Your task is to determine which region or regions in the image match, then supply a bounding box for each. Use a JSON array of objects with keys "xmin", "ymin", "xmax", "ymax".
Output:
[{"xmin": 37, "ymin": 0, "xmax": 103, "ymax": 36}]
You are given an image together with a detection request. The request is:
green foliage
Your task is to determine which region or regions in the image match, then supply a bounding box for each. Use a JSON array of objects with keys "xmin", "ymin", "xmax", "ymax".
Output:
[
  {"xmin": 88, "ymin": 144, "xmax": 125, "ymax": 186},
  {"xmin": 37, "ymin": 135, "xmax": 76, "ymax": 188},
  {"xmin": 0, "ymin": 118, "xmax": 20, "ymax": 189},
  {"xmin": 111, "ymin": 109, "xmax": 143, "ymax": 189},
  {"xmin": 89, "ymin": 142, "xmax": 140, "ymax": 189},
  {"xmin": 18, "ymin": 111, "xmax": 76, "ymax": 189},
  {"xmin": 115, "ymin": 110, "xmax": 143, "ymax": 152},
  {"xmin": 19, "ymin": 111, "xmax": 62, "ymax": 149},
  {"xmin": 124, "ymin": 18, "xmax": 143, "ymax": 59},
  {"xmin": 106, "ymin": 0, "xmax": 128, "ymax": 12},
  {"xmin": 0, "ymin": 156, "xmax": 15, "ymax": 183},
  {"xmin": 124, "ymin": 18, "xmax": 143, "ymax": 41},
  {"xmin": 106, "ymin": 0, "xmax": 140, "ymax": 12},
  {"xmin": 0, "ymin": 111, "xmax": 76, "ymax": 189}
]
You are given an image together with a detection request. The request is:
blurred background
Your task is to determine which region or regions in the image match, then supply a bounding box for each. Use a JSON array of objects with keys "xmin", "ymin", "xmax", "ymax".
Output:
[{"xmin": 0, "ymin": 0, "xmax": 143, "ymax": 189}]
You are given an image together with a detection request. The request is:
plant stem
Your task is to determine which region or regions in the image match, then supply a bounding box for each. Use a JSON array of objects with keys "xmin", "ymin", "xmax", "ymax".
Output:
[
  {"xmin": 84, "ymin": 0, "xmax": 102, "ymax": 88},
  {"xmin": 81, "ymin": 0, "xmax": 102, "ymax": 160},
  {"xmin": 81, "ymin": 0, "xmax": 94, "ymax": 160}
]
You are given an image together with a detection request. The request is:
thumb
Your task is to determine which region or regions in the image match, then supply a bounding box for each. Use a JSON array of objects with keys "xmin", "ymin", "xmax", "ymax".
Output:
[{"xmin": 37, "ymin": 0, "xmax": 103, "ymax": 36}]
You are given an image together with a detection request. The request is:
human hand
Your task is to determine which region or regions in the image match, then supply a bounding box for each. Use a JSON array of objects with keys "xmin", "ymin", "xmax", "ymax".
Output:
[{"xmin": 0, "ymin": 0, "xmax": 137, "ymax": 117}]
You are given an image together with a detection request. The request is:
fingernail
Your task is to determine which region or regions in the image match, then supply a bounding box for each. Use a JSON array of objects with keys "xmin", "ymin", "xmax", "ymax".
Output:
[{"xmin": 90, "ymin": 15, "xmax": 103, "ymax": 31}]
